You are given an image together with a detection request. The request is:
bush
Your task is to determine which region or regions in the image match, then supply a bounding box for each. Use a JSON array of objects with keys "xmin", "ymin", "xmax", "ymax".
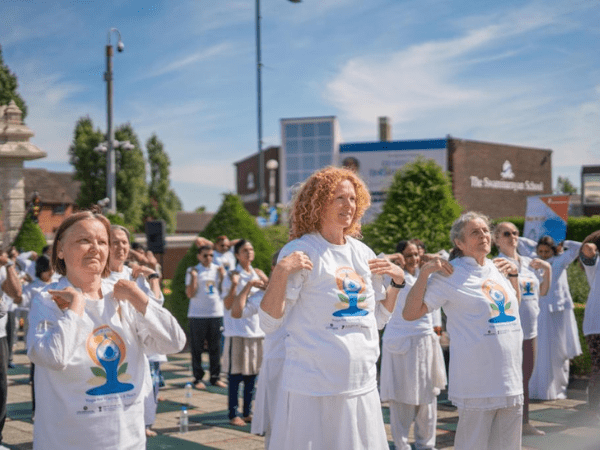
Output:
[
  {"xmin": 493, "ymin": 216, "xmax": 600, "ymax": 243},
  {"xmin": 571, "ymin": 304, "xmax": 591, "ymax": 376},
  {"xmin": 168, "ymin": 194, "xmax": 275, "ymax": 332},
  {"xmin": 12, "ymin": 215, "xmax": 47, "ymax": 254}
]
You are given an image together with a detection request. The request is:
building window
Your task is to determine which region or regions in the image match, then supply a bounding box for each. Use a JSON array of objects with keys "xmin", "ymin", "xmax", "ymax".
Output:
[
  {"xmin": 318, "ymin": 122, "xmax": 331, "ymax": 136},
  {"xmin": 301, "ymin": 123, "xmax": 315, "ymax": 137},
  {"xmin": 285, "ymin": 123, "xmax": 299, "ymax": 138},
  {"xmin": 247, "ymin": 173, "xmax": 255, "ymax": 190}
]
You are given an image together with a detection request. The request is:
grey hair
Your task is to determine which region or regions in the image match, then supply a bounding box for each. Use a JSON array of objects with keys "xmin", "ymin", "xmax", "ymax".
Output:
[
  {"xmin": 450, "ymin": 211, "xmax": 491, "ymax": 246},
  {"xmin": 110, "ymin": 224, "xmax": 130, "ymax": 241}
]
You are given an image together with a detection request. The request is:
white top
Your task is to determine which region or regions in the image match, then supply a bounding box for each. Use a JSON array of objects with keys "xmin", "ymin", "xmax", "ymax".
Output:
[
  {"xmin": 424, "ymin": 257, "xmax": 523, "ymax": 405},
  {"xmin": 581, "ymin": 251, "xmax": 600, "ymax": 336},
  {"xmin": 265, "ymin": 233, "xmax": 388, "ymax": 397},
  {"xmin": 27, "ymin": 276, "xmax": 186, "ymax": 450},
  {"xmin": 105, "ymin": 266, "xmax": 168, "ymax": 363},
  {"xmin": 214, "ymin": 250, "xmax": 236, "ymax": 272},
  {"xmin": 383, "ymin": 270, "xmax": 435, "ymax": 340},
  {"xmin": 497, "ymin": 252, "xmax": 543, "ymax": 340},
  {"xmin": 221, "ymin": 264, "xmax": 265, "ymax": 338},
  {"xmin": 518, "ymin": 237, "xmax": 581, "ymax": 312},
  {"xmin": 185, "ymin": 263, "xmax": 224, "ymax": 318}
]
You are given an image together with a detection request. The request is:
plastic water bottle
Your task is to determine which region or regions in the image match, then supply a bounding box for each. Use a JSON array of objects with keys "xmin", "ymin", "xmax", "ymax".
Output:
[
  {"xmin": 179, "ymin": 406, "xmax": 189, "ymax": 434},
  {"xmin": 184, "ymin": 382, "xmax": 193, "ymax": 404}
]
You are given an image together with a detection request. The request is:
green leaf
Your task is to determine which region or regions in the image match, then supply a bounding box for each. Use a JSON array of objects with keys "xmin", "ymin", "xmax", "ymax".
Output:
[
  {"xmin": 118, "ymin": 362, "xmax": 128, "ymax": 375},
  {"xmin": 358, "ymin": 296, "xmax": 366, "ymax": 302},
  {"xmin": 490, "ymin": 303, "xmax": 499, "ymax": 311},
  {"xmin": 505, "ymin": 302, "xmax": 511, "ymax": 310},
  {"xmin": 337, "ymin": 294, "xmax": 349, "ymax": 303},
  {"xmin": 91, "ymin": 367, "xmax": 106, "ymax": 378}
]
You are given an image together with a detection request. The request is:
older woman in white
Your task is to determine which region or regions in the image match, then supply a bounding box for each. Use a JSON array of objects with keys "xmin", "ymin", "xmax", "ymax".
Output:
[
  {"xmin": 518, "ymin": 235, "xmax": 582, "ymax": 400},
  {"xmin": 260, "ymin": 167, "xmax": 404, "ymax": 450},
  {"xmin": 404, "ymin": 212, "xmax": 523, "ymax": 450},
  {"xmin": 494, "ymin": 222, "xmax": 551, "ymax": 435},
  {"xmin": 27, "ymin": 211, "xmax": 186, "ymax": 450},
  {"xmin": 380, "ymin": 240, "xmax": 446, "ymax": 450}
]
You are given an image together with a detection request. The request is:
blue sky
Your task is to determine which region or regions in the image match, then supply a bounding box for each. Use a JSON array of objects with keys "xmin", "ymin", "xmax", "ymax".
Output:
[{"xmin": 2, "ymin": 0, "xmax": 599, "ymax": 212}]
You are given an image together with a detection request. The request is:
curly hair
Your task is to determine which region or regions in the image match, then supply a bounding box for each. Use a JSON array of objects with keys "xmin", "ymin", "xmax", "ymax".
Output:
[{"xmin": 289, "ymin": 166, "xmax": 371, "ymax": 240}]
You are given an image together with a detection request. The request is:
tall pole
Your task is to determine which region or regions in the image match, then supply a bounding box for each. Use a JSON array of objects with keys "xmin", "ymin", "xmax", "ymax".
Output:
[
  {"xmin": 105, "ymin": 44, "xmax": 116, "ymax": 214},
  {"xmin": 256, "ymin": 0, "xmax": 264, "ymax": 209}
]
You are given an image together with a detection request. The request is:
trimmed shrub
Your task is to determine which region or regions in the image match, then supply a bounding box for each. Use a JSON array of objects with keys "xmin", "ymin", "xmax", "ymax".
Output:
[
  {"xmin": 571, "ymin": 304, "xmax": 591, "ymax": 376},
  {"xmin": 12, "ymin": 215, "xmax": 47, "ymax": 254}
]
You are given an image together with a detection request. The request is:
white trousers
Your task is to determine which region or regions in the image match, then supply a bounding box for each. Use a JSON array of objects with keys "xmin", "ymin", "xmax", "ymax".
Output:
[
  {"xmin": 388, "ymin": 400, "xmax": 437, "ymax": 450},
  {"xmin": 454, "ymin": 404, "xmax": 522, "ymax": 450}
]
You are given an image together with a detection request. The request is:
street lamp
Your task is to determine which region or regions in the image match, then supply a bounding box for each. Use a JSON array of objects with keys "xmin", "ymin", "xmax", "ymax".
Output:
[
  {"xmin": 256, "ymin": 0, "xmax": 301, "ymax": 208},
  {"xmin": 103, "ymin": 28, "xmax": 125, "ymax": 214},
  {"xmin": 266, "ymin": 159, "xmax": 279, "ymax": 208}
]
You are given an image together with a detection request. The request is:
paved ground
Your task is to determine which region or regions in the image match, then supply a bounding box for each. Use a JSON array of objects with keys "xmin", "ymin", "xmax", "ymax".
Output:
[{"xmin": 2, "ymin": 338, "xmax": 600, "ymax": 449}]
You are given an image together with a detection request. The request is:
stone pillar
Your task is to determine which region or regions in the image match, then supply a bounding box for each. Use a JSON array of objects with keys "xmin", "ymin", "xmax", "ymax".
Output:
[{"xmin": 0, "ymin": 101, "xmax": 46, "ymax": 246}]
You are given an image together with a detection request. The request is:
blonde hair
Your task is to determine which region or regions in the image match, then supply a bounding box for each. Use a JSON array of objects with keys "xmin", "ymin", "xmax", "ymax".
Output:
[{"xmin": 289, "ymin": 166, "xmax": 370, "ymax": 240}]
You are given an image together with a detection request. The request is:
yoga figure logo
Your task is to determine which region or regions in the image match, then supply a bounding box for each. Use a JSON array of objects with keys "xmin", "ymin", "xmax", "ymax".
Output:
[
  {"xmin": 482, "ymin": 279, "xmax": 516, "ymax": 323},
  {"xmin": 333, "ymin": 267, "xmax": 368, "ymax": 317}
]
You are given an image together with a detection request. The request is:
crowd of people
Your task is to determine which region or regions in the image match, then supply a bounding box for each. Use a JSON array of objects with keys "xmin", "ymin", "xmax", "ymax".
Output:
[{"xmin": 0, "ymin": 165, "xmax": 598, "ymax": 449}]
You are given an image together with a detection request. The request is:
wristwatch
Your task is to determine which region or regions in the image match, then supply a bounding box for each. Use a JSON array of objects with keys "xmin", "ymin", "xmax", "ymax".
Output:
[
  {"xmin": 147, "ymin": 273, "xmax": 160, "ymax": 280},
  {"xmin": 390, "ymin": 278, "xmax": 406, "ymax": 289}
]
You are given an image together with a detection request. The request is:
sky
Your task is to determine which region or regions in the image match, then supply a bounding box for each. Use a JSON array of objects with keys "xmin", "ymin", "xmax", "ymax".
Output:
[{"xmin": 1, "ymin": 0, "xmax": 599, "ymax": 212}]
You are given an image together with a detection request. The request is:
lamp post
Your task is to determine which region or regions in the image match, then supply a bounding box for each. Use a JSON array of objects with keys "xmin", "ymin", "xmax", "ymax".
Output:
[
  {"xmin": 104, "ymin": 28, "xmax": 125, "ymax": 214},
  {"xmin": 256, "ymin": 0, "xmax": 301, "ymax": 209},
  {"xmin": 94, "ymin": 138, "xmax": 135, "ymax": 210},
  {"xmin": 266, "ymin": 159, "xmax": 279, "ymax": 208}
]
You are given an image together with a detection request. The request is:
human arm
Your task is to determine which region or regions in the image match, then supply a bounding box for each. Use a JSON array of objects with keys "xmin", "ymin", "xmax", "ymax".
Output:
[
  {"xmin": 494, "ymin": 258, "xmax": 521, "ymax": 305},
  {"xmin": 185, "ymin": 267, "xmax": 198, "ymax": 298},
  {"xmin": 530, "ymin": 258, "xmax": 552, "ymax": 296},
  {"xmin": 131, "ymin": 262, "xmax": 162, "ymax": 299},
  {"xmin": 231, "ymin": 278, "xmax": 265, "ymax": 319},
  {"xmin": 368, "ymin": 257, "xmax": 405, "ymax": 313},
  {"xmin": 403, "ymin": 258, "xmax": 453, "ymax": 321},
  {"xmin": 1, "ymin": 263, "xmax": 22, "ymax": 303},
  {"xmin": 517, "ymin": 236, "xmax": 537, "ymax": 257},
  {"xmin": 223, "ymin": 272, "xmax": 240, "ymax": 311},
  {"xmin": 259, "ymin": 251, "xmax": 313, "ymax": 321}
]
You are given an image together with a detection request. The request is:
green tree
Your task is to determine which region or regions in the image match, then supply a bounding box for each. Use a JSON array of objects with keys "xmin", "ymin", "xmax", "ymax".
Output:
[
  {"xmin": 194, "ymin": 206, "xmax": 206, "ymax": 214},
  {"xmin": 68, "ymin": 118, "xmax": 148, "ymax": 229},
  {"xmin": 556, "ymin": 176, "xmax": 577, "ymax": 194},
  {"xmin": 362, "ymin": 158, "xmax": 462, "ymax": 254},
  {"xmin": 143, "ymin": 134, "xmax": 182, "ymax": 233},
  {"xmin": 0, "ymin": 45, "xmax": 27, "ymax": 119},
  {"xmin": 167, "ymin": 194, "xmax": 275, "ymax": 332},
  {"xmin": 68, "ymin": 117, "xmax": 107, "ymax": 207},
  {"xmin": 12, "ymin": 215, "xmax": 46, "ymax": 254}
]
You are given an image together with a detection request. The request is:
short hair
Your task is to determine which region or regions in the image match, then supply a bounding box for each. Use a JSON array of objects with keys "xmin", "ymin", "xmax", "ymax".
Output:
[
  {"xmin": 395, "ymin": 240, "xmax": 410, "ymax": 254},
  {"xmin": 110, "ymin": 224, "xmax": 130, "ymax": 241},
  {"xmin": 289, "ymin": 166, "xmax": 370, "ymax": 240},
  {"xmin": 197, "ymin": 245, "xmax": 213, "ymax": 254},
  {"xmin": 583, "ymin": 230, "xmax": 600, "ymax": 249},
  {"xmin": 537, "ymin": 235, "xmax": 558, "ymax": 255},
  {"xmin": 52, "ymin": 210, "xmax": 111, "ymax": 277},
  {"xmin": 449, "ymin": 211, "xmax": 490, "ymax": 258},
  {"xmin": 492, "ymin": 221, "xmax": 516, "ymax": 244},
  {"xmin": 35, "ymin": 255, "xmax": 52, "ymax": 279},
  {"xmin": 409, "ymin": 238, "xmax": 425, "ymax": 251},
  {"xmin": 233, "ymin": 239, "xmax": 249, "ymax": 255},
  {"xmin": 216, "ymin": 235, "xmax": 228, "ymax": 244}
]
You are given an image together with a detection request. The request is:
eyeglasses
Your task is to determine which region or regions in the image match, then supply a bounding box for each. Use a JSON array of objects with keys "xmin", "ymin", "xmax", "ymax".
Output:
[
  {"xmin": 502, "ymin": 230, "xmax": 519, "ymax": 237},
  {"xmin": 202, "ymin": 254, "xmax": 214, "ymax": 258}
]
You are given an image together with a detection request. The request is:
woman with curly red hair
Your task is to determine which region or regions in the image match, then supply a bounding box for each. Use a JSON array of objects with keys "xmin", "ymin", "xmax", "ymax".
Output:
[{"xmin": 260, "ymin": 166, "xmax": 404, "ymax": 449}]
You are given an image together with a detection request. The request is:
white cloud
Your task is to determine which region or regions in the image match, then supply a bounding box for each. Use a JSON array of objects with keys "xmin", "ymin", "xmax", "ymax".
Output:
[{"xmin": 171, "ymin": 161, "xmax": 235, "ymax": 189}]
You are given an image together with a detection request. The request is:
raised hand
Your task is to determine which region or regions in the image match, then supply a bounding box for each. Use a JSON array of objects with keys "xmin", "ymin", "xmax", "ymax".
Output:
[
  {"xmin": 48, "ymin": 287, "xmax": 85, "ymax": 316},
  {"xmin": 368, "ymin": 257, "xmax": 405, "ymax": 285}
]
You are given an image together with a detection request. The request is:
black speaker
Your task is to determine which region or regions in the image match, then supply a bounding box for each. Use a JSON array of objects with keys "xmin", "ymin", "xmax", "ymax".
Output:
[{"xmin": 145, "ymin": 220, "xmax": 166, "ymax": 254}]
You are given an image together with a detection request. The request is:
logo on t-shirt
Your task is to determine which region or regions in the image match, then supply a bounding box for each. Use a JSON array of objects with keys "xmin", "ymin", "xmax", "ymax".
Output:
[
  {"xmin": 333, "ymin": 267, "xmax": 368, "ymax": 317},
  {"xmin": 482, "ymin": 279, "xmax": 516, "ymax": 323},
  {"xmin": 85, "ymin": 325, "xmax": 134, "ymax": 395},
  {"xmin": 205, "ymin": 280, "xmax": 216, "ymax": 295},
  {"xmin": 520, "ymin": 277, "xmax": 536, "ymax": 297}
]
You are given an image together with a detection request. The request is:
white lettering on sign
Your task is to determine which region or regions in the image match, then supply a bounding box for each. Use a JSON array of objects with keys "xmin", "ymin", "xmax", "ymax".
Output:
[{"xmin": 470, "ymin": 176, "xmax": 544, "ymax": 192}]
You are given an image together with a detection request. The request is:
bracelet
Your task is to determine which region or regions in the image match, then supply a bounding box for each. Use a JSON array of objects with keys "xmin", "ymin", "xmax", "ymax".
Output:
[
  {"xmin": 507, "ymin": 273, "xmax": 519, "ymax": 278},
  {"xmin": 147, "ymin": 273, "xmax": 160, "ymax": 280},
  {"xmin": 390, "ymin": 278, "xmax": 406, "ymax": 289}
]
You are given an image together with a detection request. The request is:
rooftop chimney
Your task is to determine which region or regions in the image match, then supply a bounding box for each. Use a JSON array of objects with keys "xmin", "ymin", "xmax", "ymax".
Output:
[{"xmin": 379, "ymin": 117, "xmax": 391, "ymax": 142}]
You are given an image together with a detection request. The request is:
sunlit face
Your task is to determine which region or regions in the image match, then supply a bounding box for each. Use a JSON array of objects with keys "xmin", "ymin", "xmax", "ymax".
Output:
[
  {"xmin": 495, "ymin": 223, "xmax": 519, "ymax": 252},
  {"xmin": 0, "ymin": 252, "xmax": 7, "ymax": 266},
  {"xmin": 198, "ymin": 249, "xmax": 214, "ymax": 267},
  {"xmin": 110, "ymin": 229, "xmax": 130, "ymax": 266},
  {"xmin": 402, "ymin": 243, "xmax": 420, "ymax": 274},
  {"xmin": 39, "ymin": 269, "xmax": 54, "ymax": 283},
  {"xmin": 320, "ymin": 179, "xmax": 357, "ymax": 232},
  {"xmin": 235, "ymin": 242, "xmax": 255, "ymax": 266},
  {"xmin": 216, "ymin": 239, "xmax": 230, "ymax": 253},
  {"xmin": 536, "ymin": 244, "xmax": 554, "ymax": 260},
  {"xmin": 57, "ymin": 219, "xmax": 109, "ymax": 276},
  {"xmin": 455, "ymin": 218, "xmax": 491, "ymax": 259}
]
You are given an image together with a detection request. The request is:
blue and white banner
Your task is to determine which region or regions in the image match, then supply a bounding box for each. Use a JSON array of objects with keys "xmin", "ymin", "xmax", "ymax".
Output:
[{"xmin": 523, "ymin": 195, "xmax": 570, "ymax": 243}]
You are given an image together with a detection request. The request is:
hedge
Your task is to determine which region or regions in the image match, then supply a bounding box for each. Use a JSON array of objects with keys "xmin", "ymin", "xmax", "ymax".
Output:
[{"xmin": 493, "ymin": 216, "xmax": 600, "ymax": 242}]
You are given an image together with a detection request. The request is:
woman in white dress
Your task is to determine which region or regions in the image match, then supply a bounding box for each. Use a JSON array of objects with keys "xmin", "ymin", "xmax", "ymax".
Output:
[
  {"xmin": 27, "ymin": 210, "xmax": 186, "ymax": 450},
  {"xmin": 493, "ymin": 222, "xmax": 551, "ymax": 435},
  {"xmin": 380, "ymin": 240, "xmax": 446, "ymax": 450},
  {"xmin": 518, "ymin": 235, "xmax": 582, "ymax": 400},
  {"xmin": 260, "ymin": 166, "xmax": 404, "ymax": 450},
  {"xmin": 404, "ymin": 212, "xmax": 523, "ymax": 450}
]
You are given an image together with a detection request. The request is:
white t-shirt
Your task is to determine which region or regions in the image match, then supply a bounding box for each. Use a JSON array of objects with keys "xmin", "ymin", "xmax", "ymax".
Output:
[
  {"xmin": 383, "ymin": 270, "xmax": 435, "ymax": 341},
  {"xmin": 581, "ymin": 251, "xmax": 600, "ymax": 336},
  {"xmin": 185, "ymin": 263, "xmax": 224, "ymax": 318},
  {"xmin": 27, "ymin": 276, "xmax": 186, "ymax": 450},
  {"xmin": 518, "ymin": 237, "xmax": 582, "ymax": 312},
  {"xmin": 277, "ymin": 233, "xmax": 387, "ymax": 397},
  {"xmin": 424, "ymin": 256, "xmax": 523, "ymax": 404},
  {"xmin": 497, "ymin": 253, "xmax": 542, "ymax": 340},
  {"xmin": 221, "ymin": 264, "xmax": 265, "ymax": 338},
  {"xmin": 214, "ymin": 250, "xmax": 236, "ymax": 272}
]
